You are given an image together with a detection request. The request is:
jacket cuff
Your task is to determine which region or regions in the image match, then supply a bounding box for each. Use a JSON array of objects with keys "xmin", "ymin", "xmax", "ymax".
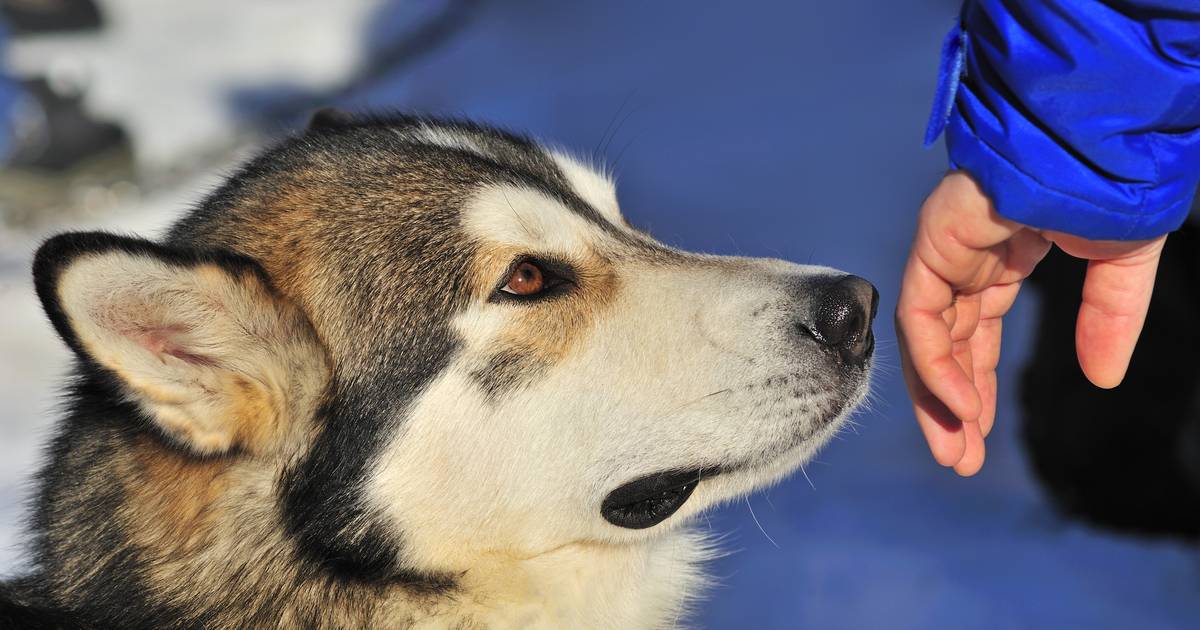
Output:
[{"xmin": 945, "ymin": 93, "xmax": 1194, "ymax": 241}]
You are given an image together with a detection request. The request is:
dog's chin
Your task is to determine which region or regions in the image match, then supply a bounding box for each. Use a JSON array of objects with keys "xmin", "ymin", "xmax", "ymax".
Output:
[{"xmin": 601, "ymin": 372, "xmax": 871, "ymax": 532}]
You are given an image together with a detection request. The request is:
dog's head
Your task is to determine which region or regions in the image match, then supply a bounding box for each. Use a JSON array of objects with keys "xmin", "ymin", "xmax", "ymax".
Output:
[{"xmin": 34, "ymin": 113, "xmax": 876, "ymax": 582}]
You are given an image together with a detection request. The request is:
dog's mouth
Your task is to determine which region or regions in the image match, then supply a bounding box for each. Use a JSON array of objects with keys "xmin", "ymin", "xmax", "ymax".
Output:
[
  {"xmin": 601, "ymin": 468, "xmax": 719, "ymax": 529},
  {"xmin": 599, "ymin": 362, "xmax": 874, "ymax": 530}
]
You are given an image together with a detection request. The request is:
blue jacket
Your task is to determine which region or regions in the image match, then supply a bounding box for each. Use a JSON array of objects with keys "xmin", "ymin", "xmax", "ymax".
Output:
[{"xmin": 925, "ymin": 0, "xmax": 1200, "ymax": 240}]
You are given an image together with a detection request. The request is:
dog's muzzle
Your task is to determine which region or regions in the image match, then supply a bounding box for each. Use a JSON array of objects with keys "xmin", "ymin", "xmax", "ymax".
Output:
[{"xmin": 601, "ymin": 275, "xmax": 879, "ymax": 531}]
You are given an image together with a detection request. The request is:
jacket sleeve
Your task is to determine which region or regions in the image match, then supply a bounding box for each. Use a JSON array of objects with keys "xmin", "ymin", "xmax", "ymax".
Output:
[{"xmin": 925, "ymin": 0, "xmax": 1200, "ymax": 240}]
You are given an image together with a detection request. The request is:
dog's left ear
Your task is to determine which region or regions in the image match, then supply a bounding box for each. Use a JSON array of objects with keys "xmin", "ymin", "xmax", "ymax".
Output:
[{"xmin": 34, "ymin": 232, "xmax": 327, "ymax": 456}]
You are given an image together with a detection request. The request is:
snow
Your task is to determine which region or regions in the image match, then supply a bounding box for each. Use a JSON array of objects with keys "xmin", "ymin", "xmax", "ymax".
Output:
[{"xmin": 1, "ymin": 1, "xmax": 1197, "ymax": 627}]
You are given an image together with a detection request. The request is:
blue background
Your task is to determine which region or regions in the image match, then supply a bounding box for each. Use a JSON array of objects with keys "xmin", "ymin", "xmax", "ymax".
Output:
[{"xmin": 340, "ymin": 1, "xmax": 1198, "ymax": 627}]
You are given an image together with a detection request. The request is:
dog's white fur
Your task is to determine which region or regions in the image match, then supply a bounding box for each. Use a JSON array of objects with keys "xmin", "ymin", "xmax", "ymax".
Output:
[
  {"xmin": 45, "ymin": 148, "xmax": 870, "ymax": 628},
  {"xmin": 365, "ymin": 155, "xmax": 871, "ymax": 626}
]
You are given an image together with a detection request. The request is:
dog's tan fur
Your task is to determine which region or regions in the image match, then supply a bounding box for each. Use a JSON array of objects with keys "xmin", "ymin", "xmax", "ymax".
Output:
[{"xmin": 6, "ymin": 114, "xmax": 875, "ymax": 629}]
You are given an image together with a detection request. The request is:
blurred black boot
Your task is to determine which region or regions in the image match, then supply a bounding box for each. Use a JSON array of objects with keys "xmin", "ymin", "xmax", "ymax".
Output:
[
  {"xmin": 0, "ymin": 0, "xmax": 102, "ymax": 36},
  {"xmin": 0, "ymin": 77, "xmax": 134, "ymax": 227},
  {"xmin": 4, "ymin": 77, "xmax": 127, "ymax": 171},
  {"xmin": 1020, "ymin": 221, "xmax": 1200, "ymax": 539}
]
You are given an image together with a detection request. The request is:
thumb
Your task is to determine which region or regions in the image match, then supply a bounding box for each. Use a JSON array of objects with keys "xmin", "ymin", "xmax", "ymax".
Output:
[{"xmin": 1074, "ymin": 237, "xmax": 1165, "ymax": 388}]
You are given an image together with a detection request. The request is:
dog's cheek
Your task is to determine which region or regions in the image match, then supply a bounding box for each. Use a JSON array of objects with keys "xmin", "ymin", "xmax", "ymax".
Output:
[{"xmin": 470, "ymin": 349, "xmax": 551, "ymax": 401}]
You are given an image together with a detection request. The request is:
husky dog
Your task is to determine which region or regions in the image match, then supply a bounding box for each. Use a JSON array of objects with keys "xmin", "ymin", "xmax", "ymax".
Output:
[{"xmin": 1, "ymin": 111, "xmax": 877, "ymax": 629}]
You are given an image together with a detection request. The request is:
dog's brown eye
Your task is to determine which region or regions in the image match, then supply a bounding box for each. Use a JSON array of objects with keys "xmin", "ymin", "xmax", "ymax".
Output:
[
  {"xmin": 503, "ymin": 261, "xmax": 545, "ymax": 296},
  {"xmin": 493, "ymin": 257, "xmax": 575, "ymax": 303}
]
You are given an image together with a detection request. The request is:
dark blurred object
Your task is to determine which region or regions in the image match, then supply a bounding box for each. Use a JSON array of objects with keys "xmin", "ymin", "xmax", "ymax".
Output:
[
  {"xmin": 1021, "ymin": 220, "xmax": 1200, "ymax": 539},
  {"xmin": 0, "ymin": 0, "xmax": 133, "ymax": 227},
  {"xmin": 4, "ymin": 77, "xmax": 128, "ymax": 171},
  {"xmin": 0, "ymin": 77, "xmax": 133, "ymax": 227},
  {"xmin": 0, "ymin": 0, "xmax": 101, "ymax": 36}
]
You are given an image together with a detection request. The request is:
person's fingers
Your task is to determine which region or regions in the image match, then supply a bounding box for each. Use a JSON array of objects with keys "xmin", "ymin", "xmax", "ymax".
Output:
[
  {"xmin": 898, "ymin": 330, "xmax": 967, "ymax": 466},
  {"xmin": 953, "ymin": 418, "xmax": 986, "ymax": 476},
  {"xmin": 951, "ymin": 338, "xmax": 974, "ymax": 393},
  {"xmin": 899, "ymin": 172, "xmax": 1030, "ymax": 471},
  {"xmin": 1075, "ymin": 238, "xmax": 1165, "ymax": 388},
  {"xmin": 1048, "ymin": 231, "xmax": 1162, "ymax": 262},
  {"xmin": 976, "ymin": 370, "xmax": 998, "ymax": 438},
  {"xmin": 969, "ymin": 316, "xmax": 1002, "ymax": 437},
  {"xmin": 896, "ymin": 258, "xmax": 982, "ymax": 424},
  {"xmin": 927, "ymin": 173, "xmax": 1023, "ymax": 252},
  {"xmin": 949, "ymin": 295, "xmax": 980, "ymax": 385},
  {"xmin": 994, "ymin": 228, "xmax": 1052, "ymax": 286},
  {"xmin": 941, "ymin": 303, "xmax": 957, "ymax": 330},
  {"xmin": 899, "ymin": 308, "xmax": 981, "ymax": 423},
  {"xmin": 979, "ymin": 281, "xmax": 1021, "ymax": 319},
  {"xmin": 949, "ymin": 292, "xmax": 980, "ymax": 342},
  {"xmin": 910, "ymin": 383, "xmax": 968, "ymax": 466},
  {"xmin": 972, "ymin": 281, "xmax": 1022, "ymax": 438}
]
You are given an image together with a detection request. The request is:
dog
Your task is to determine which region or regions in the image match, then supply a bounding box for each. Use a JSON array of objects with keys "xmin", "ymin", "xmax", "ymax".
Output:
[{"xmin": 1, "ymin": 111, "xmax": 877, "ymax": 629}]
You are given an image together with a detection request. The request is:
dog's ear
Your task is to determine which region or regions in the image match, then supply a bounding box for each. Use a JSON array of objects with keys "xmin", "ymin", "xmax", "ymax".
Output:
[
  {"xmin": 306, "ymin": 106, "xmax": 355, "ymax": 131},
  {"xmin": 33, "ymin": 232, "xmax": 327, "ymax": 456}
]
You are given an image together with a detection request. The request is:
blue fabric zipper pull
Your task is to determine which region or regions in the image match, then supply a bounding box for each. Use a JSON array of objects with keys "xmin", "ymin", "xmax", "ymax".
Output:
[{"xmin": 924, "ymin": 23, "xmax": 968, "ymax": 148}]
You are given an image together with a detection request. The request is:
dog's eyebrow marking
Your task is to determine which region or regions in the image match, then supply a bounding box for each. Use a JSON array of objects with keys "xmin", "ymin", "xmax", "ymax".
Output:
[
  {"xmin": 510, "ymin": 174, "xmax": 657, "ymax": 253},
  {"xmin": 549, "ymin": 152, "xmax": 621, "ymax": 224},
  {"xmin": 481, "ymin": 149, "xmax": 631, "ymax": 243},
  {"xmin": 535, "ymin": 185, "xmax": 622, "ymax": 236},
  {"xmin": 501, "ymin": 188, "xmax": 536, "ymax": 240},
  {"xmin": 382, "ymin": 119, "xmax": 647, "ymax": 250}
]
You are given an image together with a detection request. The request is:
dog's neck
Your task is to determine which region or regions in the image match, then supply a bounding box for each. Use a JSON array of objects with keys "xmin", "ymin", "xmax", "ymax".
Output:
[
  {"xmin": 31, "ymin": 417, "xmax": 714, "ymax": 628},
  {"xmin": 419, "ymin": 530, "xmax": 711, "ymax": 629}
]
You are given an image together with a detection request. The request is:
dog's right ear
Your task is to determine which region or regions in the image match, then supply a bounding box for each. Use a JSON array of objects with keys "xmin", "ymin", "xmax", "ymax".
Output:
[
  {"xmin": 306, "ymin": 106, "xmax": 355, "ymax": 131},
  {"xmin": 33, "ymin": 232, "xmax": 328, "ymax": 456}
]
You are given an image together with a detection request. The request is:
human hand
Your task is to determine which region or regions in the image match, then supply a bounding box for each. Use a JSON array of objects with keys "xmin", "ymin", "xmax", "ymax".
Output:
[{"xmin": 896, "ymin": 172, "xmax": 1167, "ymax": 475}]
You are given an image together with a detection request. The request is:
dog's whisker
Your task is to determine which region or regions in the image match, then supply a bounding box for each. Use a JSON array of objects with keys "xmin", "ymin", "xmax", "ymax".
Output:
[
  {"xmin": 604, "ymin": 98, "xmax": 642, "ymax": 161},
  {"xmin": 595, "ymin": 88, "xmax": 638, "ymax": 161},
  {"xmin": 501, "ymin": 188, "xmax": 535, "ymax": 238},
  {"xmin": 665, "ymin": 388, "xmax": 732, "ymax": 415},
  {"xmin": 611, "ymin": 133, "xmax": 641, "ymax": 174},
  {"xmin": 11, "ymin": 110, "xmax": 882, "ymax": 627},
  {"xmin": 798, "ymin": 462, "xmax": 816, "ymax": 491},
  {"xmin": 745, "ymin": 497, "xmax": 780, "ymax": 549}
]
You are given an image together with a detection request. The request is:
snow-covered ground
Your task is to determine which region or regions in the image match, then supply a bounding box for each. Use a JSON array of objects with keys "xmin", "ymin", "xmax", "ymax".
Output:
[
  {"xmin": 3, "ymin": 0, "xmax": 383, "ymax": 170},
  {"xmin": 2, "ymin": 1, "xmax": 1197, "ymax": 628}
]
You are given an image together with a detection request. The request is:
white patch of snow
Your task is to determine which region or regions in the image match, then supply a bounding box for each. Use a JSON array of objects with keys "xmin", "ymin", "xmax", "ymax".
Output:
[{"xmin": 3, "ymin": 0, "xmax": 383, "ymax": 169}]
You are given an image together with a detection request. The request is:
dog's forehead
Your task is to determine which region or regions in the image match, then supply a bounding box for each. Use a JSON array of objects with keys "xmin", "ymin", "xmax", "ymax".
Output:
[
  {"xmin": 176, "ymin": 116, "xmax": 631, "ymax": 247},
  {"xmin": 362, "ymin": 125, "xmax": 641, "ymax": 268},
  {"xmin": 402, "ymin": 124, "xmax": 630, "ymax": 251},
  {"xmin": 168, "ymin": 117, "xmax": 647, "ymax": 350},
  {"xmin": 546, "ymin": 152, "xmax": 622, "ymax": 226},
  {"xmin": 460, "ymin": 181, "xmax": 628, "ymax": 257}
]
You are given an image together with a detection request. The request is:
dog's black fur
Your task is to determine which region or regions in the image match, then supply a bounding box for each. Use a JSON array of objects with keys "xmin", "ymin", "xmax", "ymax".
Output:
[
  {"xmin": 1, "ymin": 109, "xmax": 875, "ymax": 627},
  {"xmin": 3, "ymin": 113, "xmax": 564, "ymax": 626}
]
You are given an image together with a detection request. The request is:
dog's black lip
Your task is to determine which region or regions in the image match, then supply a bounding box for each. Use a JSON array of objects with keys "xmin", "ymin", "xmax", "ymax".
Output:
[{"xmin": 601, "ymin": 467, "xmax": 719, "ymax": 529}]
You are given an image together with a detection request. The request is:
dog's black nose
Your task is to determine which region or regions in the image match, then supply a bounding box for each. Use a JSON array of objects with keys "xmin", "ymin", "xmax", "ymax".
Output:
[{"xmin": 803, "ymin": 275, "xmax": 878, "ymax": 365}]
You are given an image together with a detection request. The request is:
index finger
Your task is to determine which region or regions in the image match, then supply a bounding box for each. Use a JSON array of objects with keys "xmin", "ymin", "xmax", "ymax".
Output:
[{"xmin": 896, "ymin": 254, "xmax": 982, "ymax": 425}]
